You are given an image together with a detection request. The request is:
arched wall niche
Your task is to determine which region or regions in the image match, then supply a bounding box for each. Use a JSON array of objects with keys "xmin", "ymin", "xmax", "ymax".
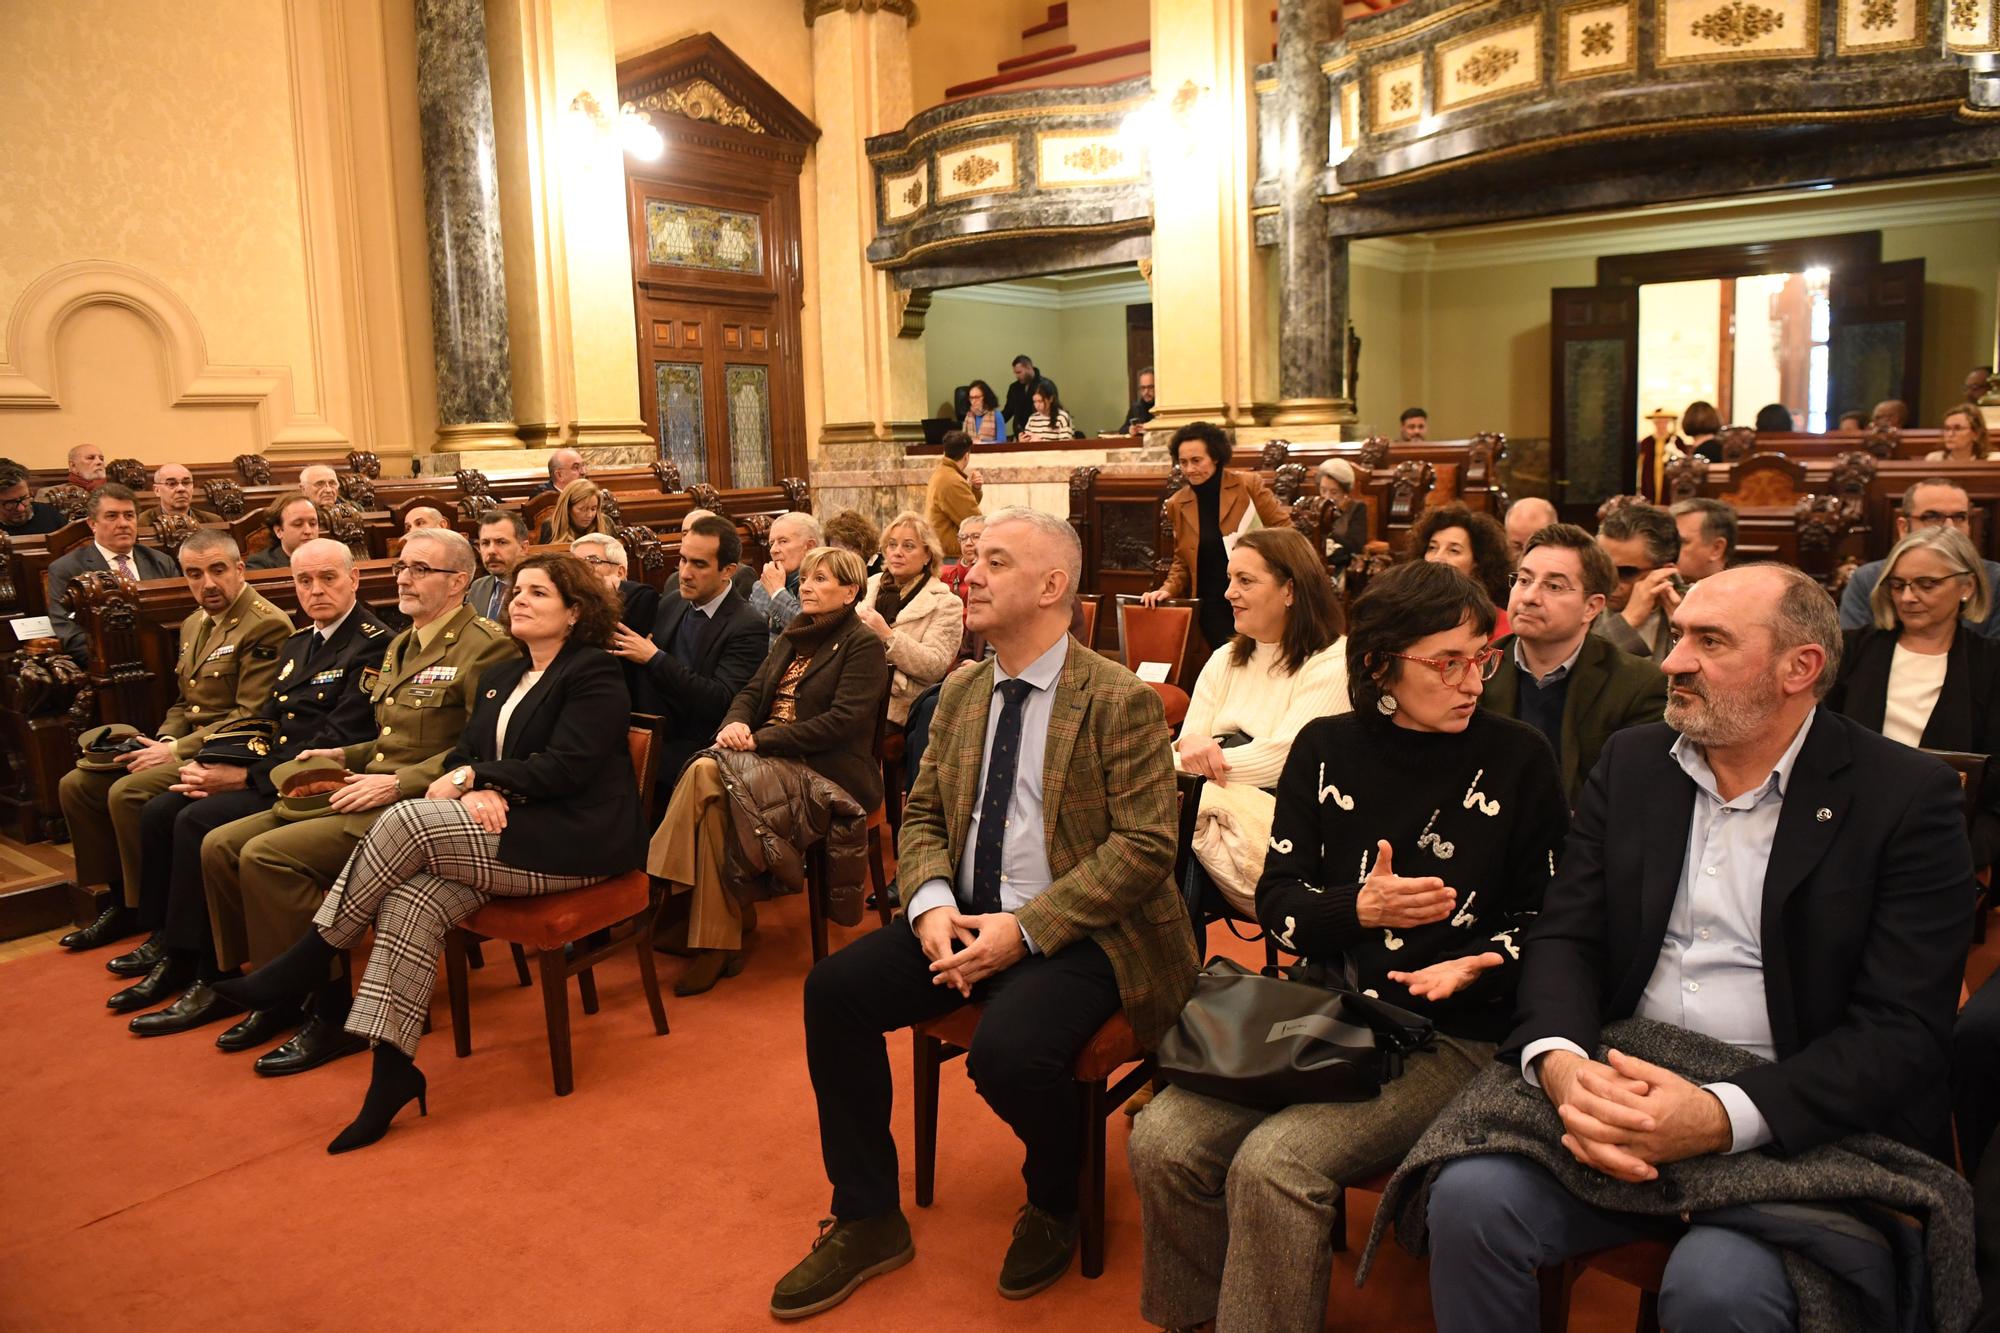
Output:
[{"xmin": 0, "ymin": 260, "xmax": 347, "ymax": 457}]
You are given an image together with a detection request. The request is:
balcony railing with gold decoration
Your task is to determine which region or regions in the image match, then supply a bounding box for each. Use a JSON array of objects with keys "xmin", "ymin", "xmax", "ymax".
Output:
[
  {"xmin": 864, "ymin": 75, "xmax": 1152, "ymax": 276},
  {"xmin": 1252, "ymin": 0, "xmax": 2000, "ymax": 237}
]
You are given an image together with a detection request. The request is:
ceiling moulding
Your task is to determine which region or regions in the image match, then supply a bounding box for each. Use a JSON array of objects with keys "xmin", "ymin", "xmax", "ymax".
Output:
[
  {"xmin": 1350, "ymin": 188, "xmax": 2000, "ymax": 274},
  {"xmin": 929, "ymin": 278, "xmax": 1156, "ymax": 310}
]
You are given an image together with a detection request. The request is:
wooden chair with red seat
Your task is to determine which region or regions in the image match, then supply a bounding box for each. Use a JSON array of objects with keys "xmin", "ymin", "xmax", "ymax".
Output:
[
  {"xmin": 1536, "ymin": 1240, "xmax": 1670, "ymax": 1333},
  {"xmin": 1076, "ymin": 593, "xmax": 1103, "ymax": 648},
  {"xmin": 911, "ymin": 1005, "xmax": 1156, "ymax": 1279},
  {"xmin": 440, "ymin": 717, "xmax": 671, "ymax": 1096},
  {"xmin": 1115, "ymin": 593, "xmax": 1197, "ymax": 727}
]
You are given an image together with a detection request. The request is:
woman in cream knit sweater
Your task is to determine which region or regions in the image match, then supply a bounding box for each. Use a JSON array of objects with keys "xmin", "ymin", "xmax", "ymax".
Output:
[
  {"xmin": 855, "ymin": 510, "xmax": 965, "ymax": 725},
  {"xmin": 1174, "ymin": 527, "xmax": 1349, "ymax": 911}
]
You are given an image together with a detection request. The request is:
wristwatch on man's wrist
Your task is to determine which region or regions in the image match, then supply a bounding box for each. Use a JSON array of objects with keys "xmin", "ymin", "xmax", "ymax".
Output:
[{"xmin": 450, "ymin": 766, "xmax": 474, "ymax": 792}]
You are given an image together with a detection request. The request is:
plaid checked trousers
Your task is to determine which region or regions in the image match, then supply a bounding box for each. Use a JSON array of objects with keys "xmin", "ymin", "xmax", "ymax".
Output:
[{"xmin": 316, "ymin": 798, "xmax": 604, "ymax": 1057}]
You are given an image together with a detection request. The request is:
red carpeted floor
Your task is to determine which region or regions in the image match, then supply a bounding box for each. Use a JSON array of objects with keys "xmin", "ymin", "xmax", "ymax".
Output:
[{"xmin": 0, "ymin": 898, "xmax": 1649, "ymax": 1332}]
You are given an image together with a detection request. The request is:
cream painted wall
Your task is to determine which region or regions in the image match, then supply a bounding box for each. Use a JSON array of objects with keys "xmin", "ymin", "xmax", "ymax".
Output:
[
  {"xmin": 607, "ymin": 0, "xmax": 825, "ymax": 451},
  {"xmin": 908, "ymin": 0, "xmax": 1151, "ymax": 111},
  {"xmin": 1338, "ymin": 173, "xmax": 2000, "ymax": 444},
  {"xmin": 1, "ymin": 1, "xmax": 315, "ymax": 466},
  {"xmin": 924, "ymin": 288, "xmax": 1143, "ymax": 436},
  {"xmin": 0, "ymin": 0, "xmax": 435, "ymax": 470}
]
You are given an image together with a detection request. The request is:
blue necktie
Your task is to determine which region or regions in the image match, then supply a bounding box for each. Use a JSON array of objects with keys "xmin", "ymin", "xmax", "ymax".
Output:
[
  {"xmin": 672, "ymin": 607, "xmax": 704, "ymax": 668},
  {"xmin": 970, "ymin": 678, "xmax": 1035, "ymax": 914}
]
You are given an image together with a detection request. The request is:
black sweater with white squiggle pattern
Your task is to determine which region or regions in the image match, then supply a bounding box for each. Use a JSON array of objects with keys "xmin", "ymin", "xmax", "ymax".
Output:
[{"xmin": 1256, "ymin": 708, "xmax": 1569, "ymax": 1042}]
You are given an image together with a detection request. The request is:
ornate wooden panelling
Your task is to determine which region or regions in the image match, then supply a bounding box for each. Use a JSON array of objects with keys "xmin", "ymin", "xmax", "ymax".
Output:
[
  {"xmin": 1434, "ymin": 15, "xmax": 1542, "ymax": 110},
  {"xmin": 1558, "ymin": 0, "xmax": 1638, "ymax": 78},
  {"xmin": 1658, "ymin": 0, "xmax": 1818, "ymax": 66},
  {"xmin": 620, "ymin": 34, "xmax": 817, "ymax": 489},
  {"xmin": 935, "ymin": 137, "xmax": 1021, "ymax": 203}
]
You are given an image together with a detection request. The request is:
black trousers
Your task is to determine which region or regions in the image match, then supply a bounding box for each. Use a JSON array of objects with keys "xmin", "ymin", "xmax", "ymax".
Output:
[
  {"xmin": 804, "ymin": 915, "xmax": 1120, "ymax": 1221},
  {"xmin": 1957, "ymin": 969, "xmax": 2000, "ymax": 1176},
  {"xmin": 146, "ymin": 787, "xmax": 271, "ymax": 970}
]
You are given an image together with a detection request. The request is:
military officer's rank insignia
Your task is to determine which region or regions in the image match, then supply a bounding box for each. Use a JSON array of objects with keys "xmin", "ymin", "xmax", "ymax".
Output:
[{"xmin": 250, "ymin": 737, "xmax": 271, "ymax": 756}]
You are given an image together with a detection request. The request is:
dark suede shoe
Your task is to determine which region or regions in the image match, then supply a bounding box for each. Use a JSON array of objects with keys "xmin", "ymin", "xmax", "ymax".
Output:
[
  {"xmin": 769, "ymin": 1213, "xmax": 914, "ymax": 1321},
  {"xmin": 216, "ymin": 1007, "xmax": 303, "ymax": 1053},
  {"xmin": 997, "ymin": 1205, "xmax": 1077, "ymax": 1300},
  {"xmin": 60, "ymin": 901, "xmax": 135, "ymax": 952},
  {"xmin": 252, "ymin": 1016, "xmax": 365, "ymax": 1076},
  {"xmin": 129, "ymin": 982, "xmax": 243, "ymax": 1036},
  {"xmin": 105, "ymin": 935, "xmax": 163, "ymax": 977},
  {"xmin": 674, "ymin": 947, "xmax": 745, "ymax": 996}
]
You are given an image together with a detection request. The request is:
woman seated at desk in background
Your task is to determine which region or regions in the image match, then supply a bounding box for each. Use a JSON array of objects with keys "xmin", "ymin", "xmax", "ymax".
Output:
[
  {"xmin": 1017, "ymin": 377, "xmax": 1076, "ymax": 442},
  {"xmin": 962, "ymin": 379, "xmax": 1009, "ymax": 443}
]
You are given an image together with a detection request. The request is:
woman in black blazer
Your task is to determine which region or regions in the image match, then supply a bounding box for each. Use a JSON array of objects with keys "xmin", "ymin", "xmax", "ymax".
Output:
[
  {"xmin": 1826, "ymin": 524, "xmax": 2000, "ymax": 867},
  {"xmin": 647, "ymin": 544, "xmax": 888, "ymax": 995},
  {"xmin": 219, "ymin": 554, "xmax": 639, "ymax": 1153}
]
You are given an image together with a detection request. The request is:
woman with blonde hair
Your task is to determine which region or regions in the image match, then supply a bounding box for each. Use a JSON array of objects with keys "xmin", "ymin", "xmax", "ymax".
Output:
[
  {"xmin": 1829, "ymin": 523, "xmax": 2000, "ymax": 867},
  {"xmin": 648, "ymin": 545, "xmax": 888, "ymax": 994},
  {"xmin": 854, "ymin": 511, "xmax": 963, "ymax": 726},
  {"xmin": 1927, "ymin": 404, "xmax": 1992, "ymax": 462},
  {"xmin": 537, "ymin": 478, "xmax": 617, "ymax": 544}
]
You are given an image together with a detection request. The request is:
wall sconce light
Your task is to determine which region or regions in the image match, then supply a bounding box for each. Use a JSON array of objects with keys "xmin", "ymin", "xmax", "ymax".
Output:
[
  {"xmin": 1120, "ymin": 80, "xmax": 1214, "ymax": 161},
  {"xmin": 569, "ymin": 90, "xmax": 665, "ymax": 161}
]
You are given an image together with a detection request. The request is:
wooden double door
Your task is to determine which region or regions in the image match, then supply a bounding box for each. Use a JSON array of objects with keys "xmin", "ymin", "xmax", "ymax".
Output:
[{"xmin": 620, "ymin": 36, "xmax": 816, "ymax": 490}]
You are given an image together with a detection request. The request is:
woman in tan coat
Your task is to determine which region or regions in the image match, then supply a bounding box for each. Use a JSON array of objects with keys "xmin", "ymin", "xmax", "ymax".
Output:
[
  {"xmin": 1141, "ymin": 421, "xmax": 1290, "ymax": 651},
  {"xmin": 855, "ymin": 511, "xmax": 963, "ymax": 726}
]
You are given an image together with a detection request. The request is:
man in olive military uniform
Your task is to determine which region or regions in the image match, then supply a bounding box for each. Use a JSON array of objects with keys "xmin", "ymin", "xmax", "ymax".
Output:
[
  {"xmin": 201, "ymin": 527, "xmax": 517, "ymax": 1074},
  {"xmin": 111, "ymin": 539, "xmax": 392, "ymax": 1035},
  {"xmin": 58, "ymin": 529, "xmax": 292, "ymax": 954}
]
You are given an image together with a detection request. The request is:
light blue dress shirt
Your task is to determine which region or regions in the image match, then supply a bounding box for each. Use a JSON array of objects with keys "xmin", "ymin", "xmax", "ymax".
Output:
[
  {"xmin": 747, "ymin": 571, "xmax": 801, "ymax": 641},
  {"xmin": 1522, "ymin": 710, "xmax": 1817, "ymax": 1154},
  {"xmin": 905, "ymin": 635, "xmax": 1069, "ymax": 950}
]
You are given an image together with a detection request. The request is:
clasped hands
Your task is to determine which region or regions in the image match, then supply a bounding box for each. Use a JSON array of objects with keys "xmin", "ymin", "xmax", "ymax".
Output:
[
  {"xmin": 1177, "ymin": 736, "xmax": 1231, "ymax": 785},
  {"xmin": 423, "ymin": 771, "xmax": 509, "ymax": 832},
  {"xmin": 914, "ymin": 904, "xmax": 1026, "ymax": 997},
  {"xmin": 121, "ymin": 736, "xmax": 179, "ymax": 773},
  {"xmin": 1537, "ymin": 1048, "xmax": 1733, "ymax": 1183}
]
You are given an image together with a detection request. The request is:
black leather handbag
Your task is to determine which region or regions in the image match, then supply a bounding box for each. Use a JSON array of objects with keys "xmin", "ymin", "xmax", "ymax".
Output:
[{"xmin": 1154, "ymin": 956, "xmax": 1435, "ymax": 1110}]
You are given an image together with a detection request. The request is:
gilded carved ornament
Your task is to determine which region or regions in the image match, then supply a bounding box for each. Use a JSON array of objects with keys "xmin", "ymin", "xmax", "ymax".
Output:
[
  {"xmin": 1690, "ymin": 0, "xmax": 1786, "ymax": 45},
  {"xmin": 1457, "ymin": 44, "xmax": 1521, "ymax": 85},
  {"xmin": 803, "ymin": 0, "xmax": 918, "ymax": 25},
  {"xmin": 1062, "ymin": 143, "xmax": 1126, "ymax": 174},
  {"xmin": 631, "ymin": 80, "xmax": 766, "ymax": 134},
  {"xmin": 1950, "ymin": 0, "xmax": 1978, "ymax": 27},
  {"xmin": 1580, "ymin": 21, "xmax": 1617, "ymax": 53},
  {"xmin": 1858, "ymin": 0, "xmax": 1897, "ymax": 26},
  {"xmin": 951, "ymin": 154, "xmax": 1000, "ymax": 186}
]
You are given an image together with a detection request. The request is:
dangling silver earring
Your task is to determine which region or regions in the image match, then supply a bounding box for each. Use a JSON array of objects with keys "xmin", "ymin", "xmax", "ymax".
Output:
[{"xmin": 1377, "ymin": 694, "xmax": 1399, "ymax": 716}]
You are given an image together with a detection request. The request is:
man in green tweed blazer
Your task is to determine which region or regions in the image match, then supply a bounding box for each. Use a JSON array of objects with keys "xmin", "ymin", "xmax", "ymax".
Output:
[{"xmin": 772, "ymin": 508, "xmax": 1197, "ymax": 1321}]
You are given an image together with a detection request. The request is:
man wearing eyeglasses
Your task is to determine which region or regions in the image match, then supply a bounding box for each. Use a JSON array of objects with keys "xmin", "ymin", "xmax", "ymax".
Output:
[
  {"xmin": 198, "ymin": 528, "xmax": 518, "ymax": 1075},
  {"xmin": 139, "ymin": 463, "xmax": 221, "ymax": 531},
  {"xmin": 0, "ymin": 459, "xmax": 64, "ymax": 536},
  {"xmin": 1838, "ymin": 479, "xmax": 2000, "ymax": 641},
  {"xmin": 571, "ymin": 532, "xmax": 660, "ymax": 635},
  {"xmin": 1482, "ymin": 524, "xmax": 1668, "ymax": 805}
]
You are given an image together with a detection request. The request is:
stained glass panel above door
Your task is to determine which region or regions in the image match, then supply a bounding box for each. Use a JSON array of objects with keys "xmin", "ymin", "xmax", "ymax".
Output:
[
  {"xmin": 654, "ymin": 362, "xmax": 706, "ymax": 485},
  {"xmin": 645, "ymin": 201, "xmax": 764, "ymax": 275}
]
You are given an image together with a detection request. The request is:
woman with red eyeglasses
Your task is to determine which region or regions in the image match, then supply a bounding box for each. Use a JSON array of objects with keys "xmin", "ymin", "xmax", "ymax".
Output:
[{"xmin": 1128, "ymin": 559, "xmax": 1569, "ymax": 1333}]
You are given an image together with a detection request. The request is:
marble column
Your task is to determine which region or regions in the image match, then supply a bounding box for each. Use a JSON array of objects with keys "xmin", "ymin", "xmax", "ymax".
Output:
[
  {"xmin": 1270, "ymin": 0, "xmax": 1347, "ymax": 426},
  {"xmin": 415, "ymin": 0, "xmax": 518, "ymax": 452}
]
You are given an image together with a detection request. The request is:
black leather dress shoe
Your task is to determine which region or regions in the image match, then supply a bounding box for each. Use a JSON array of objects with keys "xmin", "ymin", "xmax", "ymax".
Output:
[
  {"xmin": 253, "ymin": 1016, "xmax": 366, "ymax": 1076},
  {"xmin": 106, "ymin": 935, "xmax": 165, "ymax": 977},
  {"xmin": 216, "ymin": 1007, "xmax": 303, "ymax": 1053},
  {"xmin": 106, "ymin": 957, "xmax": 191, "ymax": 1013},
  {"xmin": 129, "ymin": 982, "xmax": 243, "ymax": 1036},
  {"xmin": 59, "ymin": 902, "xmax": 136, "ymax": 952}
]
